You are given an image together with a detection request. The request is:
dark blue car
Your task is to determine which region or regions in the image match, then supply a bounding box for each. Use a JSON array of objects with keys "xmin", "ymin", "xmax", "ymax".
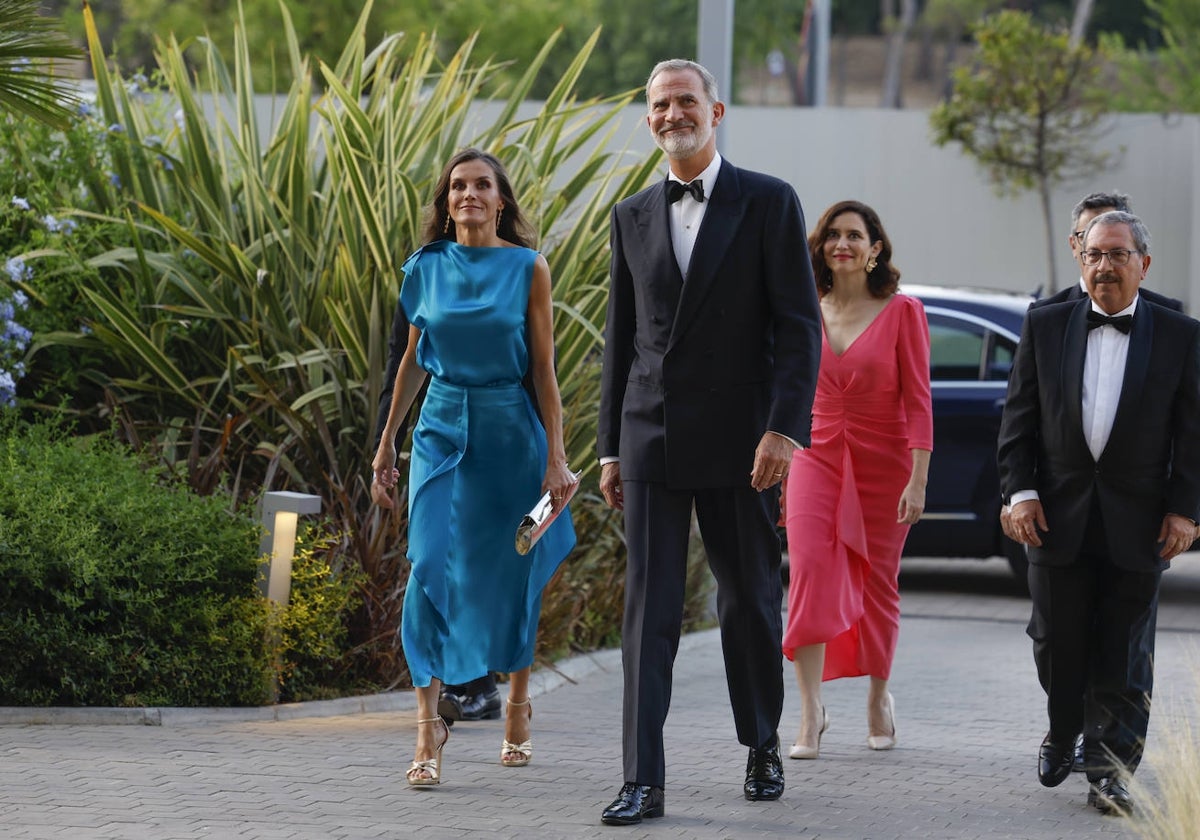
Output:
[{"xmin": 902, "ymin": 284, "xmax": 1032, "ymax": 580}]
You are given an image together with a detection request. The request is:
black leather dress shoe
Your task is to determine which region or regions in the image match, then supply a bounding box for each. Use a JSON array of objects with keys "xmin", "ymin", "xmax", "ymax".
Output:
[
  {"xmin": 744, "ymin": 739, "xmax": 785, "ymax": 801},
  {"xmin": 1071, "ymin": 733, "xmax": 1085, "ymax": 773},
  {"xmin": 600, "ymin": 783, "xmax": 665, "ymax": 825},
  {"xmin": 436, "ymin": 690, "xmax": 462, "ymax": 725},
  {"xmin": 1038, "ymin": 734, "xmax": 1074, "ymax": 788},
  {"xmin": 1088, "ymin": 777, "xmax": 1132, "ymax": 815},
  {"xmin": 460, "ymin": 687, "xmax": 502, "ymax": 721}
]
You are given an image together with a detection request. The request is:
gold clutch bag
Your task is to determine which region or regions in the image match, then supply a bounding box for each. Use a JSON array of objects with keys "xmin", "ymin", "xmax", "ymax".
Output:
[{"xmin": 515, "ymin": 470, "xmax": 582, "ymax": 555}]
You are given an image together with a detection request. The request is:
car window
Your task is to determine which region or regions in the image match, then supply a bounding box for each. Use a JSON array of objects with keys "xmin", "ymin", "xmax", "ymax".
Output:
[
  {"xmin": 928, "ymin": 313, "xmax": 986, "ymax": 381},
  {"xmin": 986, "ymin": 334, "xmax": 1017, "ymax": 381}
]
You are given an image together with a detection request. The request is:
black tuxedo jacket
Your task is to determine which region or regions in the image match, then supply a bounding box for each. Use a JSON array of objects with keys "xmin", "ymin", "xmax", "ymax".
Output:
[
  {"xmin": 998, "ymin": 298, "xmax": 1200, "ymax": 571},
  {"xmin": 598, "ymin": 160, "xmax": 821, "ymax": 488},
  {"xmin": 1033, "ymin": 283, "xmax": 1183, "ymax": 312}
]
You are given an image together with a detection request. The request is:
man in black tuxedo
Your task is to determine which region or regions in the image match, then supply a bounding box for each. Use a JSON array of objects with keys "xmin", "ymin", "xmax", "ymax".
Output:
[
  {"xmin": 998, "ymin": 211, "xmax": 1200, "ymax": 815},
  {"xmin": 596, "ymin": 59, "xmax": 821, "ymax": 826},
  {"xmin": 1000, "ymin": 191, "xmax": 1184, "ymax": 774}
]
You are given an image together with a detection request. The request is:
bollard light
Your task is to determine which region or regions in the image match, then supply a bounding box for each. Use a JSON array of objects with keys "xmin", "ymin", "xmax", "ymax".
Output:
[{"xmin": 259, "ymin": 490, "xmax": 322, "ymax": 606}]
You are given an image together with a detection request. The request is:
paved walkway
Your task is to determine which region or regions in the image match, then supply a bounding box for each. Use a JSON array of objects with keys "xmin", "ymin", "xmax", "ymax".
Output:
[{"xmin": 2, "ymin": 557, "xmax": 1198, "ymax": 839}]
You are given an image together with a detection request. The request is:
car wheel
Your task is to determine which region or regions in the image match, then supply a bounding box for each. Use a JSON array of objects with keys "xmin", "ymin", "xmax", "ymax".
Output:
[{"xmin": 1003, "ymin": 536, "xmax": 1029, "ymax": 588}]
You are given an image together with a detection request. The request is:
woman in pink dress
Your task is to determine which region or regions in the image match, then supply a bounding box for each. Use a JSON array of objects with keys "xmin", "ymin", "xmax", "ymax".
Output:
[{"xmin": 782, "ymin": 200, "xmax": 932, "ymax": 760}]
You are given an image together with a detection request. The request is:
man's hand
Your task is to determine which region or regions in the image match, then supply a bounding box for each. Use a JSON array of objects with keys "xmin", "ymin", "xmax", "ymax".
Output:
[
  {"xmin": 600, "ymin": 461, "xmax": 624, "ymax": 511},
  {"xmin": 1009, "ymin": 499, "xmax": 1048, "ymax": 547},
  {"xmin": 1157, "ymin": 513, "xmax": 1195, "ymax": 561},
  {"xmin": 1000, "ymin": 504, "xmax": 1016, "ymax": 541},
  {"xmin": 751, "ymin": 432, "xmax": 793, "ymax": 492}
]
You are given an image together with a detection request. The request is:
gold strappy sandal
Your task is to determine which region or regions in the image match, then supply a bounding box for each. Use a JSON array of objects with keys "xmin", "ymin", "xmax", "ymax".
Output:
[
  {"xmin": 407, "ymin": 715, "xmax": 449, "ymax": 786},
  {"xmin": 500, "ymin": 698, "xmax": 533, "ymax": 767}
]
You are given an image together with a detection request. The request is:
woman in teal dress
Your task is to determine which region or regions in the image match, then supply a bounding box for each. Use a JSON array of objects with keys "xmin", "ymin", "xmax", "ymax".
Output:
[{"xmin": 372, "ymin": 149, "xmax": 576, "ymax": 786}]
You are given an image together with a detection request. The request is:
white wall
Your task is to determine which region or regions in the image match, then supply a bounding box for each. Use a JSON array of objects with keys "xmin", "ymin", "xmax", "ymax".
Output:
[{"xmin": 607, "ymin": 104, "xmax": 1199, "ymax": 310}]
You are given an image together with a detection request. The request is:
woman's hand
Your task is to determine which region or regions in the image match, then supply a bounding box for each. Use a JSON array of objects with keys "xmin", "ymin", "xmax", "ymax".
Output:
[
  {"xmin": 542, "ymin": 460, "xmax": 575, "ymax": 512},
  {"xmin": 896, "ymin": 480, "xmax": 925, "ymax": 525},
  {"xmin": 371, "ymin": 444, "xmax": 399, "ymax": 510}
]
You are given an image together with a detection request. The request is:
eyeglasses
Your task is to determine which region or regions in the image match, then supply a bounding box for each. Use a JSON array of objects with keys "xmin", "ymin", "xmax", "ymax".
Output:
[
  {"xmin": 1080, "ymin": 248, "xmax": 1139, "ymax": 267},
  {"xmin": 1072, "ymin": 229, "xmax": 1086, "ymax": 243}
]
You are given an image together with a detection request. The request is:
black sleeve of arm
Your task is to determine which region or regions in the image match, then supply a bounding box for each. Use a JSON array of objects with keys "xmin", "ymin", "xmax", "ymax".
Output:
[{"xmin": 374, "ymin": 300, "xmax": 411, "ymax": 449}]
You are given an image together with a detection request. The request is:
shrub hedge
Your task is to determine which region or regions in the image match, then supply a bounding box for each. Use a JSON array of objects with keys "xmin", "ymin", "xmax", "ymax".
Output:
[{"xmin": 0, "ymin": 418, "xmax": 369, "ymax": 706}]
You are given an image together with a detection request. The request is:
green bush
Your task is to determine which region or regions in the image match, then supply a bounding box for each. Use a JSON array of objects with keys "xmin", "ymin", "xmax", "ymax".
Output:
[
  {"xmin": 0, "ymin": 417, "xmax": 270, "ymax": 706},
  {"xmin": 272, "ymin": 525, "xmax": 372, "ymax": 702}
]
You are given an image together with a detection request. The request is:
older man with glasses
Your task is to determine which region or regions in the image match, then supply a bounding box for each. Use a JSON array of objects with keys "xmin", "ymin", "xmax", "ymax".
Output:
[
  {"xmin": 1000, "ymin": 191, "xmax": 1186, "ymax": 774},
  {"xmin": 998, "ymin": 211, "xmax": 1200, "ymax": 816}
]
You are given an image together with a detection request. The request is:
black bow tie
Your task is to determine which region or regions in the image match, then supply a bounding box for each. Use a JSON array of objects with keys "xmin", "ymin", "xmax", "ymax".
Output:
[
  {"xmin": 1086, "ymin": 310, "xmax": 1133, "ymax": 334},
  {"xmin": 667, "ymin": 179, "xmax": 704, "ymax": 204}
]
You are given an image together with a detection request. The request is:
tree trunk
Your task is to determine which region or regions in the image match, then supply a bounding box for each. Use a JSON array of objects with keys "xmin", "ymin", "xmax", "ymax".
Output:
[
  {"xmin": 1039, "ymin": 177, "xmax": 1059, "ymax": 293},
  {"xmin": 1069, "ymin": 0, "xmax": 1096, "ymax": 47},
  {"xmin": 916, "ymin": 20, "xmax": 934, "ymax": 81},
  {"xmin": 881, "ymin": 0, "xmax": 918, "ymax": 108}
]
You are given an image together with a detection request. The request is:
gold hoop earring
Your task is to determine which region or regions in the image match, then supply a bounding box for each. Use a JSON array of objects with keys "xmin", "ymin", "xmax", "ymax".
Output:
[
  {"xmin": 443, "ymin": 212, "xmax": 451, "ymax": 234},
  {"xmin": 866, "ymin": 256, "xmax": 878, "ymax": 273}
]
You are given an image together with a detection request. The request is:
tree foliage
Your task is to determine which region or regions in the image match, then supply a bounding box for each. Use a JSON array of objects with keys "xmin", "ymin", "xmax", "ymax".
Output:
[
  {"xmin": 929, "ymin": 10, "xmax": 1113, "ymax": 291},
  {"xmin": 1101, "ymin": 0, "xmax": 1200, "ymax": 114},
  {"xmin": 55, "ymin": 0, "xmax": 813, "ymax": 102}
]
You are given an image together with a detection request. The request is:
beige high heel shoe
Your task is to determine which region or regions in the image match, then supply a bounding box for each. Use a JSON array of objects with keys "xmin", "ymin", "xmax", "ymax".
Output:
[
  {"xmin": 406, "ymin": 715, "xmax": 449, "ymax": 786},
  {"xmin": 789, "ymin": 705, "xmax": 830, "ymax": 760},
  {"xmin": 867, "ymin": 693, "xmax": 897, "ymax": 751},
  {"xmin": 500, "ymin": 698, "xmax": 533, "ymax": 767}
]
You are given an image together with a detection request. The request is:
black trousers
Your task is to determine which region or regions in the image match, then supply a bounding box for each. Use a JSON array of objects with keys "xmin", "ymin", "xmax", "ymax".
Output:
[
  {"xmin": 1026, "ymin": 506, "xmax": 1161, "ymax": 780},
  {"xmin": 619, "ymin": 479, "xmax": 784, "ymax": 788}
]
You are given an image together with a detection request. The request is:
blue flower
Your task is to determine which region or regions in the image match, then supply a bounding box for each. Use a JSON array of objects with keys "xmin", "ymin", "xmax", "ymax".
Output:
[
  {"xmin": 158, "ymin": 155, "xmax": 174, "ymax": 171},
  {"xmin": 5, "ymin": 257, "xmax": 32, "ymax": 283},
  {"xmin": 11, "ymin": 196, "xmax": 29, "ymax": 210},
  {"xmin": 2, "ymin": 321, "xmax": 31, "ymax": 349},
  {"xmin": 42, "ymin": 214, "xmax": 61, "ymax": 232},
  {"xmin": 0, "ymin": 370, "xmax": 16, "ymax": 407},
  {"xmin": 109, "ymin": 172, "xmax": 122, "ymax": 189},
  {"xmin": 107, "ymin": 123, "xmax": 125, "ymax": 134},
  {"xmin": 77, "ymin": 101, "xmax": 96, "ymax": 118},
  {"xmin": 12, "ymin": 290, "xmax": 27, "ymax": 308}
]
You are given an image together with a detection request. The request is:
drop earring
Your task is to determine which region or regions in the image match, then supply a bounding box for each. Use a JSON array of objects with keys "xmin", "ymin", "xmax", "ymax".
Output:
[
  {"xmin": 496, "ymin": 207, "xmax": 504, "ymax": 229},
  {"xmin": 866, "ymin": 255, "xmax": 878, "ymax": 273},
  {"xmin": 443, "ymin": 212, "xmax": 451, "ymax": 234}
]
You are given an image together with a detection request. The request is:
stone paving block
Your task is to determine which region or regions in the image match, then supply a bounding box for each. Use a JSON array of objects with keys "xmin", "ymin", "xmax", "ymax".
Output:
[{"xmin": 2, "ymin": 561, "xmax": 1197, "ymax": 838}]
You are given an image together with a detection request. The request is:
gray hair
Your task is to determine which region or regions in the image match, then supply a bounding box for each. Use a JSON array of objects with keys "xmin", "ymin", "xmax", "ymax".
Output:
[
  {"xmin": 645, "ymin": 59, "xmax": 720, "ymax": 107},
  {"xmin": 1083, "ymin": 210, "xmax": 1151, "ymax": 255},
  {"xmin": 1071, "ymin": 191, "xmax": 1132, "ymax": 227}
]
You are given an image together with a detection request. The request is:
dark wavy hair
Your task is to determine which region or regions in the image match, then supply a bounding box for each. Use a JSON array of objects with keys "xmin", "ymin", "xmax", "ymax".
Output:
[
  {"xmin": 808, "ymin": 199, "xmax": 900, "ymax": 298},
  {"xmin": 420, "ymin": 148, "xmax": 536, "ymax": 249}
]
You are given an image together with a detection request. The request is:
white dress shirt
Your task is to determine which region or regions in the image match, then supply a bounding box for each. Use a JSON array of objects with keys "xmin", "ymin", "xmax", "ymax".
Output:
[
  {"xmin": 1082, "ymin": 296, "xmax": 1137, "ymax": 461},
  {"xmin": 668, "ymin": 153, "xmax": 722, "ymax": 276}
]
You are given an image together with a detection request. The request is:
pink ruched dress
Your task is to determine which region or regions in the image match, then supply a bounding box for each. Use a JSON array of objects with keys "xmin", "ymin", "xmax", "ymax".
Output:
[{"xmin": 782, "ymin": 294, "xmax": 933, "ymax": 680}]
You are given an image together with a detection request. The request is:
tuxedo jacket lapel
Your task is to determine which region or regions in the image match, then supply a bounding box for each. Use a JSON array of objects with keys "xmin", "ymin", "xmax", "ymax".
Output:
[
  {"xmin": 1061, "ymin": 300, "xmax": 1088, "ymax": 448},
  {"xmin": 630, "ymin": 181, "xmax": 684, "ymax": 294},
  {"xmin": 669, "ymin": 163, "xmax": 744, "ymax": 352}
]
